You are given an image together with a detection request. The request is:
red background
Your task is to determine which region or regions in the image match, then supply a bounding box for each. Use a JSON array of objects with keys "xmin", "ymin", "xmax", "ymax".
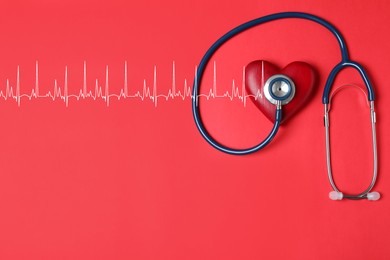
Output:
[{"xmin": 0, "ymin": 0, "xmax": 389, "ymax": 259}]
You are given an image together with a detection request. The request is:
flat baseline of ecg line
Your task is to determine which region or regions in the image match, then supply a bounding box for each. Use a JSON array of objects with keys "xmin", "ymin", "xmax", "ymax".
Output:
[{"xmin": 0, "ymin": 61, "xmax": 262, "ymax": 107}]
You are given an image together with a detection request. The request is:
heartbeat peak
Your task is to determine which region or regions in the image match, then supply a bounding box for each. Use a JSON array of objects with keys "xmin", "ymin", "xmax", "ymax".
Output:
[{"xmin": 0, "ymin": 61, "xmax": 262, "ymax": 107}]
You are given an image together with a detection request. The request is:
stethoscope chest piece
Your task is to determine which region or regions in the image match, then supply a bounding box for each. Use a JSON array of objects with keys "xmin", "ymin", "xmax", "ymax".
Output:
[{"xmin": 264, "ymin": 74, "xmax": 296, "ymax": 105}]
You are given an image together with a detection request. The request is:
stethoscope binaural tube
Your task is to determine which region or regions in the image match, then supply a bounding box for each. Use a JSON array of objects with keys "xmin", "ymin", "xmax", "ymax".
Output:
[
  {"xmin": 325, "ymin": 100, "xmax": 379, "ymax": 201},
  {"xmin": 192, "ymin": 12, "xmax": 379, "ymax": 200}
]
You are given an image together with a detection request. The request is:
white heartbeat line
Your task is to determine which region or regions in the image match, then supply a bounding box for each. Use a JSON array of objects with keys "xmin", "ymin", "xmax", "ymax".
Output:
[{"xmin": 0, "ymin": 61, "xmax": 262, "ymax": 107}]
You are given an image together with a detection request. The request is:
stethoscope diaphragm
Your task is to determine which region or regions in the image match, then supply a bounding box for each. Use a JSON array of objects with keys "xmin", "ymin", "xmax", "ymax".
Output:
[{"xmin": 263, "ymin": 74, "xmax": 295, "ymax": 105}]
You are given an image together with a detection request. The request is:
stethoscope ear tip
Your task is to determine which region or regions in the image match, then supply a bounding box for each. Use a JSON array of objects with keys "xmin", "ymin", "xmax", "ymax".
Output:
[
  {"xmin": 329, "ymin": 191, "xmax": 343, "ymax": 200},
  {"xmin": 367, "ymin": 191, "xmax": 381, "ymax": 201},
  {"xmin": 329, "ymin": 191, "xmax": 380, "ymax": 201}
]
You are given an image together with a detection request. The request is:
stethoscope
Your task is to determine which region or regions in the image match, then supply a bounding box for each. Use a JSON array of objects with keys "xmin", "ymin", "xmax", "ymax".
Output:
[{"xmin": 192, "ymin": 12, "xmax": 380, "ymax": 201}]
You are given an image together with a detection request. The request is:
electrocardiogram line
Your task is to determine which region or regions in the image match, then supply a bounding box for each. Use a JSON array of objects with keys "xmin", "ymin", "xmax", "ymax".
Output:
[{"xmin": 0, "ymin": 61, "xmax": 262, "ymax": 107}]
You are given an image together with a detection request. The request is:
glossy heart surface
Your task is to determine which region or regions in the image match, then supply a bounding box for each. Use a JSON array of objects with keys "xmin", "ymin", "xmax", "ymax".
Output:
[{"xmin": 245, "ymin": 60, "xmax": 316, "ymax": 123}]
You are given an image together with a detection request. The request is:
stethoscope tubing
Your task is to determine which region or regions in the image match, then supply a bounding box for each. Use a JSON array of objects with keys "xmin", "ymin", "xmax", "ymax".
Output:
[
  {"xmin": 192, "ymin": 12, "xmax": 378, "ymax": 200},
  {"xmin": 192, "ymin": 12, "xmax": 375, "ymax": 156}
]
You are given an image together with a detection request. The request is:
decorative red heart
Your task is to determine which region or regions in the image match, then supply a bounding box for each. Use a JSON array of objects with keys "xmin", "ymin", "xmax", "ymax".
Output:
[{"xmin": 245, "ymin": 60, "xmax": 316, "ymax": 124}]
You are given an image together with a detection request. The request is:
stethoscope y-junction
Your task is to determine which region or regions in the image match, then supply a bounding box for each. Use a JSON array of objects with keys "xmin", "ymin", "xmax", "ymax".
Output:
[{"xmin": 192, "ymin": 12, "xmax": 379, "ymax": 201}]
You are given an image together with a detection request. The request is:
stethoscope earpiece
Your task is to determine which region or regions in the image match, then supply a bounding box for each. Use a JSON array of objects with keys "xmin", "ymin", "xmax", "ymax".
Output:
[
  {"xmin": 367, "ymin": 192, "xmax": 381, "ymax": 201},
  {"xmin": 329, "ymin": 191, "xmax": 380, "ymax": 201},
  {"xmin": 329, "ymin": 191, "xmax": 343, "ymax": 200}
]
